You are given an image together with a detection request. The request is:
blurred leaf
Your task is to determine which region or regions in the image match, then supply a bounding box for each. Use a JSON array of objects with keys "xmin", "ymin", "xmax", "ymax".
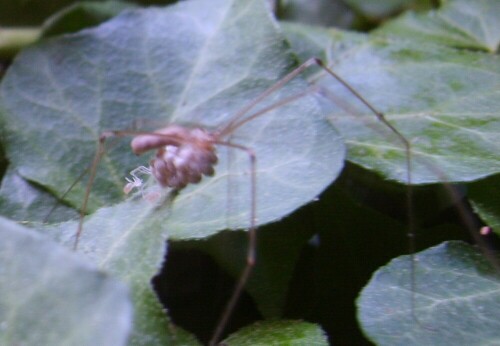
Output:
[
  {"xmin": 42, "ymin": 1, "xmax": 137, "ymax": 37},
  {"xmin": 44, "ymin": 199, "xmax": 200, "ymax": 345},
  {"xmin": 0, "ymin": 217, "xmax": 132, "ymax": 346},
  {"xmin": 358, "ymin": 241, "xmax": 500, "ymax": 345},
  {"xmin": 0, "ymin": 1, "xmax": 133, "ymax": 59},
  {"xmin": 223, "ymin": 320, "xmax": 328, "ymax": 345},
  {"xmin": 376, "ymin": 0, "xmax": 500, "ymax": 52},
  {"xmin": 283, "ymin": 22, "xmax": 500, "ymax": 184}
]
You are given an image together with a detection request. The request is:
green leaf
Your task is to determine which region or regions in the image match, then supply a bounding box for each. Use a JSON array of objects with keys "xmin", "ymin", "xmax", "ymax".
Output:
[
  {"xmin": 358, "ymin": 241, "xmax": 500, "ymax": 345},
  {"xmin": 0, "ymin": 217, "xmax": 132, "ymax": 346},
  {"xmin": 44, "ymin": 200, "xmax": 200, "ymax": 345},
  {"xmin": 283, "ymin": 22, "xmax": 500, "ymax": 184},
  {"xmin": 375, "ymin": 0, "xmax": 500, "ymax": 52},
  {"xmin": 1, "ymin": 0, "xmax": 343, "ymax": 235},
  {"xmin": 223, "ymin": 320, "xmax": 328, "ymax": 346}
]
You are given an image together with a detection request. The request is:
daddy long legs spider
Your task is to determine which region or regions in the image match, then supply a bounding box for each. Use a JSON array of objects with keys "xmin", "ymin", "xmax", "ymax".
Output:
[
  {"xmin": 75, "ymin": 57, "xmax": 409, "ymax": 345},
  {"xmin": 74, "ymin": 55, "xmax": 498, "ymax": 345}
]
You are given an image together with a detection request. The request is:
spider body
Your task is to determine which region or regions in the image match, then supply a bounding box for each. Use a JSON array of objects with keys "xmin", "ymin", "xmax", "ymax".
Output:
[{"xmin": 130, "ymin": 125, "xmax": 218, "ymax": 189}]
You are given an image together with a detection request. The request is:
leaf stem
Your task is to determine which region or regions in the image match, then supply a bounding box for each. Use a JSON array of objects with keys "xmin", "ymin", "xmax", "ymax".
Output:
[{"xmin": 0, "ymin": 27, "xmax": 41, "ymax": 59}]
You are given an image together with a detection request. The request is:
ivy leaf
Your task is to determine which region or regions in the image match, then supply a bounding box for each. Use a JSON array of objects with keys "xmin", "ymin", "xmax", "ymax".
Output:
[
  {"xmin": 0, "ymin": 217, "xmax": 132, "ymax": 346},
  {"xmin": 283, "ymin": 22, "xmax": 500, "ymax": 184},
  {"xmin": 44, "ymin": 199, "xmax": 200, "ymax": 345},
  {"xmin": 0, "ymin": 0, "xmax": 343, "ymax": 234},
  {"xmin": 358, "ymin": 241, "xmax": 500, "ymax": 345}
]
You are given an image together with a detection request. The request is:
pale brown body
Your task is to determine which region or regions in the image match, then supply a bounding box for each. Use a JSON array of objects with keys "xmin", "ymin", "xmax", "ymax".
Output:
[{"xmin": 130, "ymin": 125, "xmax": 218, "ymax": 189}]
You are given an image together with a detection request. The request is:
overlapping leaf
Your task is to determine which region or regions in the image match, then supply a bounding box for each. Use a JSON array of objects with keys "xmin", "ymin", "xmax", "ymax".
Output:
[
  {"xmin": 0, "ymin": 217, "xmax": 132, "ymax": 346},
  {"xmin": 283, "ymin": 21, "xmax": 500, "ymax": 184},
  {"xmin": 358, "ymin": 241, "xmax": 500, "ymax": 345}
]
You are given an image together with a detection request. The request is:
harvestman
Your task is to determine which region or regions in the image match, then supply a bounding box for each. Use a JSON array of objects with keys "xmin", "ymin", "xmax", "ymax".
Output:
[{"xmin": 74, "ymin": 57, "xmax": 413, "ymax": 345}]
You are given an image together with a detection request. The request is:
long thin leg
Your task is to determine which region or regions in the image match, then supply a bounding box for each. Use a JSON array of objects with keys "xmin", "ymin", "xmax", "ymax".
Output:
[
  {"xmin": 218, "ymin": 61, "xmax": 415, "ymax": 270},
  {"xmin": 74, "ymin": 134, "xmax": 110, "ymax": 250},
  {"xmin": 209, "ymin": 141, "xmax": 256, "ymax": 346},
  {"xmin": 43, "ymin": 166, "xmax": 90, "ymax": 223},
  {"xmin": 312, "ymin": 59, "xmax": 420, "ymax": 325},
  {"xmin": 211, "ymin": 57, "xmax": 417, "ymax": 338}
]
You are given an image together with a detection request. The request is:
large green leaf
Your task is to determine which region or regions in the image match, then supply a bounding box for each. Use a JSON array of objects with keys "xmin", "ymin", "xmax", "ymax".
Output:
[
  {"xmin": 358, "ymin": 241, "xmax": 500, "ymax": 345},
  {"xmin": 1, "ymin": 0, "xmax": 343, "ymax": 235},
  {"xmin": 44, "ymin": 198, "xmax": 200, "ymax": 344},
  {"xmin": 283, "ymin": 22, "xmax": 500, "ymax": 184},
  {"xmin": 0, "ymin": 217, "xmax": 132, "ymax": 346}
]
